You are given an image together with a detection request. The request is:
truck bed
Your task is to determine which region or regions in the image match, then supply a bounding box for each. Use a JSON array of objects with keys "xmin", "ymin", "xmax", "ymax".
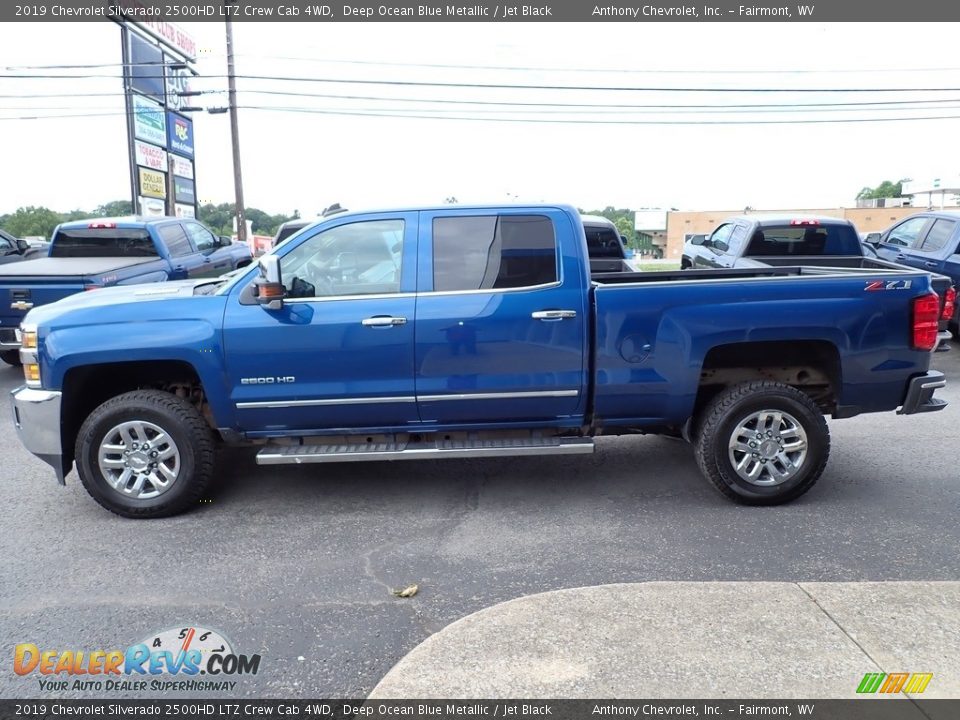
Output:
[{"xmin": 0, "ymin": 256, "xmax": 158, "ymax": 279}]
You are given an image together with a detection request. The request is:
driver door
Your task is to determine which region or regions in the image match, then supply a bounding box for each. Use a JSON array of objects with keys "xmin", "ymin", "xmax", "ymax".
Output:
[{"xmin": 222, "ymin": 213, "xmax": 420, "ymax": 434}]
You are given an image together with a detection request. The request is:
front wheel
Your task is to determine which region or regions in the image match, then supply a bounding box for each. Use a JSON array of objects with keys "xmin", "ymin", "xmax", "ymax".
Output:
[
  {"xmin": 694, "ymin": 381, "xmax": 829, "ymax": 505},
  {"xmin": 75, "ymin": 390, "xmax": 216, "ymax": 518},
  {"xmin": 1, "ymin": 350, "xmax": 21, "ymax": 367}
]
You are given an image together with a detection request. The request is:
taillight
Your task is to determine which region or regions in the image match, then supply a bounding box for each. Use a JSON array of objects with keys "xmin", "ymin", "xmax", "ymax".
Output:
[
  {"xmin": 912, "ymin": 293, "xmax": 940, "ymax": 351},
  {"xmin": 942, "ymin": 286, "xmax": 956, "ymax": 321}
]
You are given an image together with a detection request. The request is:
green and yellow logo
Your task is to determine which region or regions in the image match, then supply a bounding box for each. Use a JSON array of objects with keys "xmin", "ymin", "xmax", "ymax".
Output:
[{"xmin": 857, "ymin": 672, "xmax": 933, "ymax": 694}]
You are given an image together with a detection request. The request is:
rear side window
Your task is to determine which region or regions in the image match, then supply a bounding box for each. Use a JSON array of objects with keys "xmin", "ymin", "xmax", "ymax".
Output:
[
  {"xmin": 157, "ymin": 223, "xmax": 194, "ymax": 258},
  {"xmin": 50, "ymin": 229, "xmax": 158, "ymax": 258},
  {"xmin": 432, "ymin": 215, "xmax": 557, "ymax": 292},
  {"xmin": 744, "ymin": 223, "xmax": 860, "ymax": 256},
  {"xmin": 919, "ymin": 218, "xmax": 956, "ymax": 252}
]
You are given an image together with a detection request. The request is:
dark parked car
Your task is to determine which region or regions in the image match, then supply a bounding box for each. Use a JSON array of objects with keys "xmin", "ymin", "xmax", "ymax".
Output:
[
  {"xmin": 864, "ymin": 211, "xmax": 960, "ymax": 339},
  {"xmin": 0, "ymin": 229, "xmax": 46, "ymax": 265}
]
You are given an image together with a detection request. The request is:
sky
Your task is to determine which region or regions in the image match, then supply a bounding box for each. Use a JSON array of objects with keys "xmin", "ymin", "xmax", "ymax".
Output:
[{"xmin": 2, "ymin": 20, "xmax": 960, "ymax": 220}]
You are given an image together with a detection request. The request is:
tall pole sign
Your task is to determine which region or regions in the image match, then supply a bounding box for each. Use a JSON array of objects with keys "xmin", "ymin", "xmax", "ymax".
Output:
[{"xmin": 113, "ymin": 8, "xmax": 198, "ymax": 219}]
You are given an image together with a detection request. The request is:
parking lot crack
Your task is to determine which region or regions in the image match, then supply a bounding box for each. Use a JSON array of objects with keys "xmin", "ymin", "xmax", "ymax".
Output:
[{"xmin": 796, "ymin": 583, "xmax": 935, "ymax": 719}]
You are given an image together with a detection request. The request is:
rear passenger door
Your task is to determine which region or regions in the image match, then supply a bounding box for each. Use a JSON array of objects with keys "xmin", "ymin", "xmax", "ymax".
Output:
[
  {"xmin": 414, "ymin": 209, "xmax": 588, "ymax": 426},
  {"xmin": 155, "ymin": 222, "xmax": 200, "ymax": 280}
]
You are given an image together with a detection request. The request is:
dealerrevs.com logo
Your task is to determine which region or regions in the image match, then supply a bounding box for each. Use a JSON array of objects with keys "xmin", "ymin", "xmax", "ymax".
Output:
[{"xmin": 14, "ymin": 626, "xmax": 261, "ymax": 693}]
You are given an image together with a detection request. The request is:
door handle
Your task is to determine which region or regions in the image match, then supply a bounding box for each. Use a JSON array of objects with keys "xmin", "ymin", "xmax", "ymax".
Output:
[
  {"xmin": 532, "ymin": 310, "xmax": 577, "ymax": 320},
  {"xmin": 895, "ymin": 255, "xmax": 907, "ymax": 261},
  {"xmin": 361, "ymin": 316, "xmax": 407, "ymax": 327},
  {"xmin": 924, "ymin": 261, "xmax": 938, "ymax": 268}
]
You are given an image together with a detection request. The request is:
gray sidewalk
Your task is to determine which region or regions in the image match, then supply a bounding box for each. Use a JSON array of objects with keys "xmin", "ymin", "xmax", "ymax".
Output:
[{"xmin": 370, "ymin": 582, "xmax": 959, "ymax": 700}]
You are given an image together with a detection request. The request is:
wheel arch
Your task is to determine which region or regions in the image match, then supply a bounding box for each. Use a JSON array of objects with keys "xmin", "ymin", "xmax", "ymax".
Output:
[{"xmin": 60, "ymin": 360, "xmax": 217, "ymax": 473}]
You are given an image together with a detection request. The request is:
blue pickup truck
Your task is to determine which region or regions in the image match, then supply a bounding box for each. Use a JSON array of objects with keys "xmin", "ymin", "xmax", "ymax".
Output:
[
  {"xmin": 0, "ymin": 217, "xmax": 251, "ymax": 365},
  {"xmin": 10, "ymin": 204, "xmax": 947, "ymax": 517},
  {"xmin": 862, "ymin": 211, "xmax": 960, "ymax": 339}
]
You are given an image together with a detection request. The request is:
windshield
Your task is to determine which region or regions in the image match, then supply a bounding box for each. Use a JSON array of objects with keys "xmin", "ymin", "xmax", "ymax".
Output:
[
  {"xmin": 50, "ymin": 228, "xmax": 158, "ymax": 258},
  {"xmin": 745, "ymin": 223, "xmax": 861, "ymax": 256}
]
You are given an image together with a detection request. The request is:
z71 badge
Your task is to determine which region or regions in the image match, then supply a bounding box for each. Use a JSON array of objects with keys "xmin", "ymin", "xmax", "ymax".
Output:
[{"xmin": 865, "ymin": 279, "xmax": 913, "ymax": 291}]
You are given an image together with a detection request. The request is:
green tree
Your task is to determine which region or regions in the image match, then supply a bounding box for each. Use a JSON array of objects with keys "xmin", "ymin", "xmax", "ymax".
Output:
[
  {"xmin": 94, "ymin": 200, "xmax": 134, "ymax": 217},
  {"xmin": 1, "ymin": 206, "xmax": 63, "ymax": 239},
  {"xmin": 857, "ymin": 179, "xmax": 908, "ymax": 200}
]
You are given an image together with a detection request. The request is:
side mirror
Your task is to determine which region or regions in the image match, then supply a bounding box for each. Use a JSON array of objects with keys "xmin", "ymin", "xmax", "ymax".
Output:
[
  {"xmin": 712, "ymin": 240, "xmax": 729, "ymax": 253},
  {"xmin": 255, "ymin": 255, "xmax": 284, "ymax": 310},
  {"xmin": 863, "ymin": 232, "xmax": 881, "ymax": 245},
  {"xmin": 219, "ymin": 235, "xmax": 232, "ymax": 247},
  {"xmin": 690, "ymin": 235, "xmax": 705, "ymax": 246},
  {"xmin": 16, "ymin": 239, "xmax": 30, "ymax": 253}
]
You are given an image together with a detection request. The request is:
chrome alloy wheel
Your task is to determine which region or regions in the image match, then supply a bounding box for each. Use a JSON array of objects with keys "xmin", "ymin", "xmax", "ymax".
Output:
[
  {"xmin": 727, "ymin": 410, "xmax": 808, "ymax": 487},
  {"xmin": 97, "ymin": 420, "xmax": 181, "ymax": 499}
]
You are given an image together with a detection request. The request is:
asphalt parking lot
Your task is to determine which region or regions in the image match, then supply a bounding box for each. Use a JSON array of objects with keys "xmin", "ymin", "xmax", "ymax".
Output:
[{"xmin": 1, "ymin": 347, "xmax": 959, "ymax": 699}]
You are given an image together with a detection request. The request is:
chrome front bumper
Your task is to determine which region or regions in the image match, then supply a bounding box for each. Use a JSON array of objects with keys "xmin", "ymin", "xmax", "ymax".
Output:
[{"xmin": 10, "ymin": 386, "xmax": 65, "ymax": 484}]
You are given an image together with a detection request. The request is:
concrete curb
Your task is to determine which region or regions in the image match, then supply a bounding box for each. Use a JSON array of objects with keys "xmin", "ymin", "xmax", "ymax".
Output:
[{"xmin": 369, "ymin": 582, "xmax": 960, "ymax": 700}]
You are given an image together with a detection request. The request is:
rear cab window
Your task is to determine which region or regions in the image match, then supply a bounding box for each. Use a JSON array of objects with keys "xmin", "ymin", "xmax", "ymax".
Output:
[
  {"xmin": 49, "ymin": 227, "xmax": 159, "ymax": 258},
  {"xmin": 744, "ymin": 221, "xmax": 860, "ymax": 256}
]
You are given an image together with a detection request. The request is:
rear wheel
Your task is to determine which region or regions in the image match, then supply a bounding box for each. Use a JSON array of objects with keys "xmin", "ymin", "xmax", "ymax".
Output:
[
  {"xmin": 75, "ymin": 390, "xmax": 216, "ymax": 518},
  {"xmin": 694, "ymin": 381, "xmax": 829, "ymax": 505},
  {"xmin": 1, "ymin": 350, "xmax": 20, "ymax": 367}
]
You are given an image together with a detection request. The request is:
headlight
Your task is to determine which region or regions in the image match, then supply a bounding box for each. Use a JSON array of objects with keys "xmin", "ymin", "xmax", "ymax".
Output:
[{"xmin": 21, "ymin": 329, "xmax": 37, "ymax": 350}]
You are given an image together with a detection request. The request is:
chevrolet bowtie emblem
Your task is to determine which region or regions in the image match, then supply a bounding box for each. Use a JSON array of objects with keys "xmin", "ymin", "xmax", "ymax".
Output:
[{"xmin": 11, "ymin": 301, "xmax": 33, "ymax": 311}]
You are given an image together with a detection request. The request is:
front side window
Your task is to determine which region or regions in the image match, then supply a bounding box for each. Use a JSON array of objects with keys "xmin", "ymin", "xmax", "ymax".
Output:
[
  {"xmin": 708, "ymin": 223, "xmax": 734, "ymax": 251},
  {"xmin": 184, "ymin": 222, "xmax": 217, "ymax": 253},
  {"xmin": 280, "ymin": 219, "xmax": 404, "ymax": 298},
  {"xmin": 432, "ymin": 215, "xmax": 557, "ymax": 292},
  {"xmin": 886, "ymin": 217, "xmax": 929, "ymax": 248}
]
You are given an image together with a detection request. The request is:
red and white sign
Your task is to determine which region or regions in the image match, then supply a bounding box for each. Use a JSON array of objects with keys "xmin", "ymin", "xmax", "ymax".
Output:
[
  {"xmin": 113, "ymin": 2, "xmax": 197, "ymax": 60},
  {"xmin": 169, "ymin": 154, "xmax": 193, "ymax": 180},
  {"xmin": 134, "ymin": 140, "xmax": 168, "ymax": 172}
]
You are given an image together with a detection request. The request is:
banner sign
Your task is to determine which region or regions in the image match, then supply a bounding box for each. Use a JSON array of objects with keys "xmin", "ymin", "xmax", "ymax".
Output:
[
  {"xmin": 134, "ymin": 140, "xmax": 168, "ymax": 172},
  {"xmin": 175, "ymin": 203, "xmax": 196, "ymax": 218},
  {"xmin": 165, "ymin": 58, "xmax": 196, "ymax": 111},
  {"xmin": 166, "ymin": 112, "xmax": 194, "ymax": 158},
  {"xmin": 138, "ymin": 167, "xmax": 167, "ymax": 199},
  {"xmin": 132, "ymin": 94, "xmax": 166, "ymax": 147},
  {"xmin": 169, "ymin": 154, "xmax": 193, "ymax": 179},
  {"xmin": 174, "ymin": 177, "xmax": 195, "ymax": 204},
  {"xmin": 127, "ymin": 32, "xmax": 164, "ymax": 102}
]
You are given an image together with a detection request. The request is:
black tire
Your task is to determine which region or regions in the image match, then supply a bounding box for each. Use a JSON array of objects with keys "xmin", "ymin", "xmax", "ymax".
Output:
[
  {"xmin": 1, "ymin": 350, "xmax": 20, "ymax": 367},
  {"xmin": 694, "ymin": 380, "xmax": 829, "ymax": 506},
  {"xmin": 75, "ymin": 390, "xmax": 216, "ymax": 518}
]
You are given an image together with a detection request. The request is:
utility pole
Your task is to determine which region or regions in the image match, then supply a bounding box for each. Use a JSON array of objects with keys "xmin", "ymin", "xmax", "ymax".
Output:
[{"xmin": 225, "ymin": 17, "xmax": 247, "ymax": 244}]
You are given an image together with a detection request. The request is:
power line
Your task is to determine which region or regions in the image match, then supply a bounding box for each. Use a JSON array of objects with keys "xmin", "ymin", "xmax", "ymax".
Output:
[
  {"xmin": 8, "ymin": 89, "xmax": 960, "ymax": 112},
  {"xmin": 12, "ymin": 55, "xmax": 960, "ymax": 77},
  {"xmin": 6, "ymin": 105, "xmax": 960, "ymax": 126},
  {"xmin": 5, "ymin": 71, "xmax": 960, "ymax": 93}
]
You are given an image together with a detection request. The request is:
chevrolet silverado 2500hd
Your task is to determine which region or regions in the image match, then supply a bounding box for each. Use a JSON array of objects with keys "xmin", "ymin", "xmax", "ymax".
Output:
[{"xmin": 10, "ymin": 205, "xmax": 947, "ymax": 517}]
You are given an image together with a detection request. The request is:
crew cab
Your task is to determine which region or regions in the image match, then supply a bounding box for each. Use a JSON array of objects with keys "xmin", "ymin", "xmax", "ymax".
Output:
[
  {"xmin": 10, "ymin": 204, "xmax": 946, "ymax": 518},
  {"xmin": 0, "ymin": 217, "xmax": 251, "ymax": 364},
  {"xmin": 863, "ymin": 211, "xmax": 960, "ymax": 339},
  {"xmin": 683, "ymin": 215, "xmax": 955, "ymax": 348}
]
